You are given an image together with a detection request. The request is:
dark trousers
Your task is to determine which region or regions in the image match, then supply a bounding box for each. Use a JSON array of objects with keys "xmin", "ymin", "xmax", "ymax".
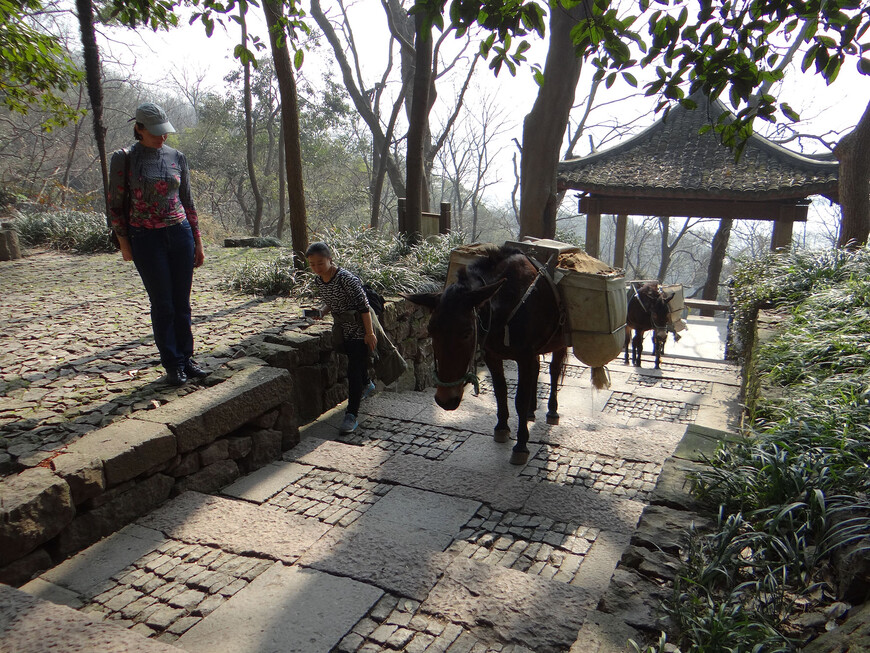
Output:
[
  {"xmin": 345, "ymin": 339, "xmax": 370, "ymax": 417},
  {"xmin": 130, "ymin": 221, "xmax": 195, "ymax": 371}
]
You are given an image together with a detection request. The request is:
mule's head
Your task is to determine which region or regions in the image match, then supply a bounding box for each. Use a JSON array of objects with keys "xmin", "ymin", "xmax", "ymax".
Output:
[
  {"xmin": 652, "ymin": 290, "xmax": 674, "ymax": 345},
  {"xmin": 404, "ymin": 280, "xmax": 504, "ymax": 411}
]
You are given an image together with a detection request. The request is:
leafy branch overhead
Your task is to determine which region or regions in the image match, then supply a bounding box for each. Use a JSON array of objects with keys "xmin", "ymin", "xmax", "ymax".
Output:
[
  {"xmin": 0, "ymin": 0, "xmax": 83, "ymax": 127},
  {"xmin": 416, "ymin": 0, "xmax": 870, "ymax": 152}
]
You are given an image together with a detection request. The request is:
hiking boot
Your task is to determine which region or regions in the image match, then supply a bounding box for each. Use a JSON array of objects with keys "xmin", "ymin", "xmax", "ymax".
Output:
[
  {"xmin": 339, "ymin": 413, "xmax": 358, "ymax": 435},
  {"xmin": 362, "ymin": 380, "xmax": 376, "ymax": 400},
  {"xmin": 165, "ymin": 368, "xmax": 188, "ymax": 386},
  {"xmin": 185, "ymin": 359, "xmax": 209, "ymax": 378}
]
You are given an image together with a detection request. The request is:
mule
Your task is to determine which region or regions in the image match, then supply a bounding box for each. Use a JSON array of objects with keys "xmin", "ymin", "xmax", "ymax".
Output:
[
  {"xmin": 405, "ymin": 246, "xmax": 567, "ymax": 465},
  {"xmin": 624, "ymin": 282, "xmax": 673, "ymax": 369}
]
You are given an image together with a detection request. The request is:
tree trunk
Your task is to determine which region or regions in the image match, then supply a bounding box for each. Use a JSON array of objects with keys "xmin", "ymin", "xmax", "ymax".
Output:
[
  {"xmin": 834, "ymin": 99, "xmax": 870, "ymax": 249},
  {"xmin": 276, "ymin": 119, "xmax": 286, "ymax": 239},
  {"xmin": 75, "ymin": 0, "xmax": 109, "ymax": 213},
  {"xmin": 239, "ymin": 1, "xmax": 264, "ymax": 236},
  {"xmin": 404, "ymin": 10, "xmax": 432, "ymax": 241},
  {"xmin": 519, "ymin": 3, "xmax": 588, "ymax": 238},
  {"xmin": 701, "ymin": 218, "xmax": 732, "ymax": 316},
  {"xmin": 263, "ymin": 0, "xmax": 308, "ymax": 265}
]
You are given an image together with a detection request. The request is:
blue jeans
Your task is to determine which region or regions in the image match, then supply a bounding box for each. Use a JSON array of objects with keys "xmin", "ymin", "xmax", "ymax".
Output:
[{"xmin": 130, "ymin": 221, "xmax": 195, "ymax": 371}]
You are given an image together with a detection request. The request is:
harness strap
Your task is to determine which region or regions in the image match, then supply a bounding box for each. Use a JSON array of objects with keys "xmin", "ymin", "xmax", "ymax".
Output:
[{"xmin": 503, "ymin": 253, "xmax": 561, "ymax": 347}]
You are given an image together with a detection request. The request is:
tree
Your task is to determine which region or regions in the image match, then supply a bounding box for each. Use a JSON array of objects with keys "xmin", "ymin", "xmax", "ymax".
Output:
[
  {"xmin": 0, "ymin": 0, "xmax": 82, "ymax": 127},
  {"xmin": 834, "ymin": 100, "xmax": 870, "ymax": 248}
]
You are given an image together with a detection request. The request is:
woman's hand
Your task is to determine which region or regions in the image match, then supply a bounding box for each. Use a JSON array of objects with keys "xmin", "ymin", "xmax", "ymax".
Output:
[
  {"xmin": 194, "ymin": 242, "xmax": 205, "ymax": 268},
  {"xmin": 364, "ymin": 332, "xmax": 377, "ymax": 352},
  {"xmin": 118, "ymin": 236, "xmax": 133, "ymax": 262}
]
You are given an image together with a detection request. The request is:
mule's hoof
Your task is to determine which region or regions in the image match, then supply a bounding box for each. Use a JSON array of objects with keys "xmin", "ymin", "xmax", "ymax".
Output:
[
  {"xmin": 527, "ymin": 413, "xmax": 536, "ymax": 422},
  {"xmin": 509, "ymin": 451, "xmax": 530, "ymax": 466},
  {"xmin": 493, "ymin": 429, "xmax": 510, "ymax": 443},
  {"xmin": 546, "ymin": 412, "xmax": 559, "ymax": 425}
]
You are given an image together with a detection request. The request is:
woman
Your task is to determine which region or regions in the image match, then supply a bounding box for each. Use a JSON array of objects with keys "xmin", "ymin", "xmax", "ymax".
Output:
[
  {"xmin": 306, "ymin": 242, "xmax": 377, "ymax": 434},
  {"xmin": 108, "ymin": 102, "xmax": 207, "ymax": 386}
]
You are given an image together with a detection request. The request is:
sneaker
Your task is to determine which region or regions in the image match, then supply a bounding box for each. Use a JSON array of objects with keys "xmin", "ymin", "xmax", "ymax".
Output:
[
  {"xmin": 339, "ymin": 413, "xmax": 358, "ymax": 435},
  {"xmin": 165, "ymin": 368, "xmax": 188, "ymax": 386},
  {"xmin": 362, "ymin": 380, "xmax": 376, "ymax": 400},
  {"xmin": 185, "ymin": 359, "xmax": 209, "ymax": 378}
]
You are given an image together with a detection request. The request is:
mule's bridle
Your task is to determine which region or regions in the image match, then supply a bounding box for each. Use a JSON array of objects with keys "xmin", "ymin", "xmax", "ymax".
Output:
[{"xmin": 433, "ymin": 309, "xmax": 481, "ymax": 395}]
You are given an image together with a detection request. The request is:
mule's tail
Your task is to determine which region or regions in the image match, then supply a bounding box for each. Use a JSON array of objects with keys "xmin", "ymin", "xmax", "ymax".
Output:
[{"xmin": 590, "ymin": 366, "xmax": 610, "ymax": 390}]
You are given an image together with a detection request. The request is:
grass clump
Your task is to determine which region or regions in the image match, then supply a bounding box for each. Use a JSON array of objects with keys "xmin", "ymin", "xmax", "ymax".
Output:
[
  {"xmin": 15, "ymin": 209, "xmax": 116, "ymax": 253},
  {"xmin": 663, "ymin": 246, "xmax": 870, "ymax": 652},
  {"xmin": 224, "ymin": 226, "xmax": 464, "ymax": 297}
]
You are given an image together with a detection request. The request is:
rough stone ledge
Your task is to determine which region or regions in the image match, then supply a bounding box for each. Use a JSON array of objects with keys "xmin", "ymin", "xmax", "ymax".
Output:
[
  {"xmin": 0, "ymin": 582, "xmax": 179, "ymax": 652},
  {"xmin": 0, "ymin": 364, "xmax": 298, "ymax": 586}
]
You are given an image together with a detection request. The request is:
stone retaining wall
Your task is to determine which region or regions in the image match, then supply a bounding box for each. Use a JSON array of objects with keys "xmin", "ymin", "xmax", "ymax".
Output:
[{"xmin": 0, "ymin": 299, "xmax": 434, "ymax": 587}]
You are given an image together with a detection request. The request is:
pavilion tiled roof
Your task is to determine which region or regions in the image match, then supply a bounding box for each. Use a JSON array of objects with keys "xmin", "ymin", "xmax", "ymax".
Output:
[{"xmin": 558, "ymin": 94, "xmax": 839, "ymax": 202}]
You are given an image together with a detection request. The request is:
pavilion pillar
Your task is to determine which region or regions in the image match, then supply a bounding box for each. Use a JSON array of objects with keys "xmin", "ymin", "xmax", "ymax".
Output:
[
  {"xmin": 584, "ymin": 199, "xmax": 601, "ymax": 258},
  {"xmin": 771, "ymin": 206, "xmax": 794, "ymax": 251},
  {"xmin": 613, "ymin": 214, "xmax": 627, "ymax": 268}
]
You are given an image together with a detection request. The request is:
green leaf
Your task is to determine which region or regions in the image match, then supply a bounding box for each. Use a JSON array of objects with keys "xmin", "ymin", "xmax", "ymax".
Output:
[
  {"xmin": 622, "ymin": 71, "xmax": 638, "ymax": 87},
  {"xmin": 294, "ymin": 48, "xmax": 304, "ymax": 70}
]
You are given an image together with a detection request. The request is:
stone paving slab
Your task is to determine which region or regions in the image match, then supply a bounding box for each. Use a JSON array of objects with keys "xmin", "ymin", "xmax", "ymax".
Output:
[
  {"xmin": 443, "ymin": 432, "xmax": 540, "ymax": 476},
  {"xmin": 138, "ymin": 491, "xmax": 330, "ymax": 563},
  {"xmin": 523, "ymin": 482, "xmax": 645, "ymax": 534},
  {"xmin": 299, "ymin": 520, "xmax": 453, "ymax": 601},
  {"xmin": 363, "ymin": 485, "xmax": 480, "ymax": 537},
  {"xmin": 37, "ymin": 524, "xmax": 166, "ymax": 598},
  {"xmin": 176, "ymin": 562, "xmax": 383, "ymax": 653},
  {"xmin": 221, "ymin": 461, "xmax": 311, "ymax": 503},
  {"xmin": 0, "ymin": 583, "xmax": 180, "ymax": 653},
  {"xmin": 422, "ymin": 555, "xmax": 593, "ymax": 653}
]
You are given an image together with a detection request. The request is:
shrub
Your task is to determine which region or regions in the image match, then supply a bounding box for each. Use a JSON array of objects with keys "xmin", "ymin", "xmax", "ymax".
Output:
[
  {"xmin": 16, "ymin": 209, "xmax": 115, "ymax": 254},
  {"xmin": 224, "ymin": 226, "xmax": 464, "ymax": 297}
]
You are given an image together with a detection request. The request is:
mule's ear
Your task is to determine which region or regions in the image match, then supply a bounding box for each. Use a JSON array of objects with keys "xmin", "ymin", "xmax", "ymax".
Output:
[
  {"xmin": 467, "ymin": 279, "xmax": 505, "ymax": 307},
  {"xmin": 402, "ymin": 291, "xmax": 442, "ymax": 311}
]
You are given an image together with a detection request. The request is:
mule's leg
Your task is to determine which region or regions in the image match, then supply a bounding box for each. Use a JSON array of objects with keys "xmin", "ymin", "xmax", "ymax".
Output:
[
  {"xmin": 654, "ymin": 333, "xmax": 665, "ymax": 369},
  {"xmin": 526, "ymin": 356, "xmax": 540, "ymax": 422},
  {"xmin": 624, "ymin": 326, "xmax": 631, "ymax": 364},
  {"xmin": 485, "ymin": 352, "xmax": 511, "ymax": 443},
  {"xmin": 632, "ymin": 332, "xmax": 644, "ymax": 366},
  {"xmin": 511, "ymin": 355, "xmax": 537, "ymax": 465},
  {"xmin": 546, "ymin": 347, "xmax": 567, "ymax": 425}
]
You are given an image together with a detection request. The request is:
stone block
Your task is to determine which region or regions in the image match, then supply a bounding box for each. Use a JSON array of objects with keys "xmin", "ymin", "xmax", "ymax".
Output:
[
  {"xmin": 0, "ymin": 467, "xmax": 74, "ymax": 566},
  {"xmin": 801, "ymin": 600, "xmax": 870, "ymax": 653},
  {"xmin": 199, "ymin": 440, "xmax": 229, "ymax": 467},
  {"xmin": 62, "ymin": 419, "xmax": 176, "ymax": 487},
  {"xmin": 225, "ymin": 436, "xmax": 252, "ymax": 460},
  {"xmin": 597, "ymin": 567, "xmax": 671, "ymax": 632},
  {"xmin": 222, "ymin": 462, "xmax": 309, "ymax": 503},
  {"xmin": 137, "ymin": 366, "xmax": 292, "ymax": 453},
  {"xmin": 293, "ymin": 366, "xmax": 324, "ymax": 421},
  {"xmin": 250, "ymin": 408, "xmax": 279, "ymax": 430},
  {"xmin": 247, "ymin": 342, "xmax": 300, "ymax": 369},
  {"xmin": 51, "ymin": 474, "xmax": 173, "ymax": 559},
  {"xmin": 275, "ymin": 403, "xmax": 299, "ymax": 450},
  {"xmin": 322, "ymin": 382, "xmax": 348, "ymax": 413},
  {"xmin": 0, "ymin": 584, "xmax": 180, "ymax": 652},
  {"xmin": 174, "ymin": 460, "xmax": 239, "ymax": 495},
  {"xmin": 247, "ymin": 429, "xmax": 282, "ymax": 470},
  {"xmin": 630, "ymin": 504, "xmax": 714, "ymax": 556},
  {"xmin": 647, "ymin": 457, "xmax": 709, "ymax": 513},
  {"xmin": 0, "ymin": 547, "xmax": 52, "ymax": 587},
  {"xmin": 0, "ymin": 227, "xmax": 22, "ymax": 261},
  {"xmin": 48, "ymin": 453, "xmax": 105, "ymax": 505},
  {"xmin": 265, "ymin": 331, "xmax": 322, "ymax": 366},
  {"xmin": 166, "ymin": 452, "xmax": 200, "ymax": 478}
]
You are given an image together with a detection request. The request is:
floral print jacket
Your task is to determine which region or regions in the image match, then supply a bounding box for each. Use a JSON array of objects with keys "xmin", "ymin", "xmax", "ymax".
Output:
[{"xmin": 107, "ymin": 143, "xmax": 199, "ymax": 238}]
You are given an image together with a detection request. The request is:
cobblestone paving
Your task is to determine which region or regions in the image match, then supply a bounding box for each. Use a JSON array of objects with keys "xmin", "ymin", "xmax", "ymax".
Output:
[
  {"xmin": 519, "ymin": 445, "xmax": 661, "ymax": 499},
  {"xmin": 626, "ymin": 374, "xmax": 712, "ymax": 394},
  {"xmin": 80, "ymin": 540, "xmax": 273, "ymax": 643},
  {"xmin": 264, "ymin": 468, "xmax": 392, "ymax": 526},
  {"xmin": 447, "ymin": 506, "xmax": 598, "ymax": 585},
  {"xmin": 346, "ymin": 416, "xmax": 474, "ymax": 461},
  {"xmin": 478, "ymin": 377, "xmax": 551, "ymax": 402},
  {"xmin": 603, "ymin": 391, "xmax": 699, "ymax": 423},
  {"xmin": 0, "ymin": 248, "xmax": 301, "ymax": 474},
  {"xmin": 334, "ymin": 593, "xmax": 532, "ymax": 653}
]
